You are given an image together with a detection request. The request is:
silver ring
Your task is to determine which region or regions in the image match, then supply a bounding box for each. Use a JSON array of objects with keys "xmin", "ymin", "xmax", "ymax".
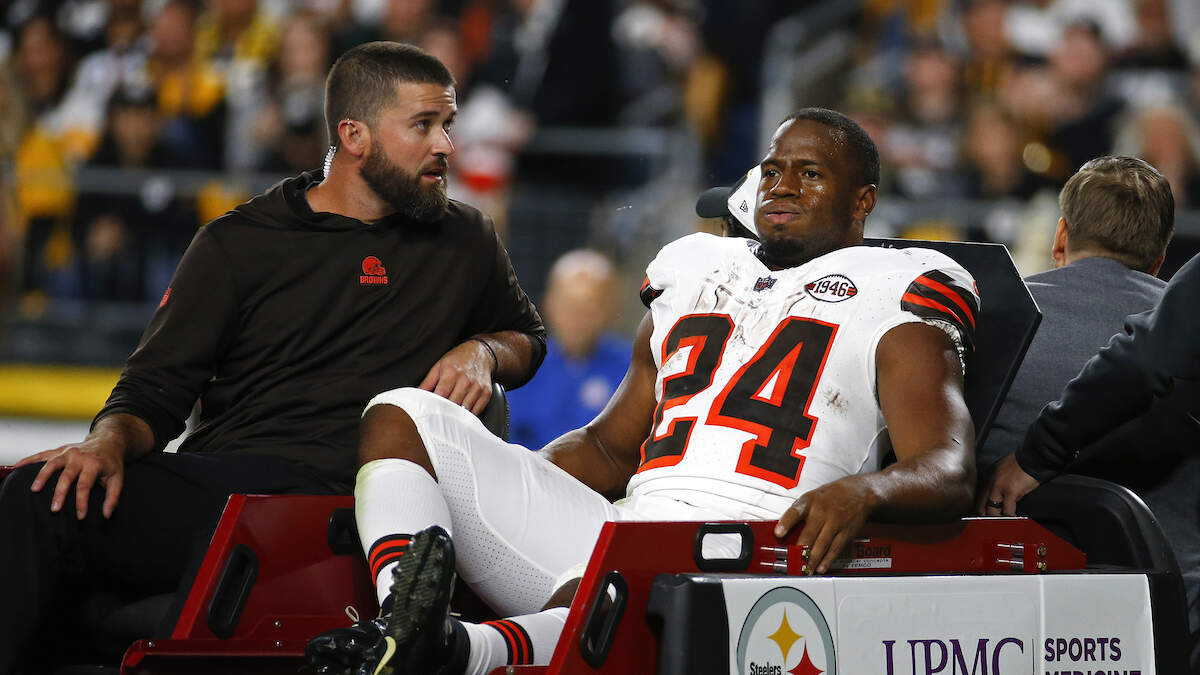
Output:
[{"xmin": 986, "ymin": 500, "xmax": 1004, "ymax": 509}]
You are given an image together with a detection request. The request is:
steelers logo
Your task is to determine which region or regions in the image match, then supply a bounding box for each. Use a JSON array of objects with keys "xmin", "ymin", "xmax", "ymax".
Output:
[{"xmin": 736, "ymin": 587, "xmax": 835, "ymax": 675}]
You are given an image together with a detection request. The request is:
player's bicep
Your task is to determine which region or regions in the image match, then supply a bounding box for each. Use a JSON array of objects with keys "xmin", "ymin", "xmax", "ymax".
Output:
[
  {"xmin": 875, "ymin": 322, "xmax": 974, "ymax": 465},
  {"xmin": 587, "ymin": 312, "xmax": 658, "ymax": 474}
]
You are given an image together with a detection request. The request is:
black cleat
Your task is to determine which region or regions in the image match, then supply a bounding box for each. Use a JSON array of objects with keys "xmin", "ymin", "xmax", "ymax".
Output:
[
  {"xmin": 305, "ymin": 526, "xmax": 465, "ymax": 675},
  {"xmin": 383, "ymin": 525, "xmax": 462, "ymax": 675},
  {"xmin": 305, "ymin": 617, "xmax": 390, "ymax": 675}
]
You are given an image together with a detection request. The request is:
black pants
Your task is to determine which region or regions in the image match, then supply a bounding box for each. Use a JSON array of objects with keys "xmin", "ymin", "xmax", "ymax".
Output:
[{"xmin": 0, "ymin": 451, "xmax": 342, "ymax": 673}]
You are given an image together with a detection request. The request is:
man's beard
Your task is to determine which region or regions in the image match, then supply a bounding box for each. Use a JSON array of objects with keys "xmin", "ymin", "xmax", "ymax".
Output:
[
  {"xmin": 757, "ymin": 236, "xmax": 820, "ymax": 269},
  {"xmin": 360, "ymin": 140, "xmax": 449, "ymax": 224}
]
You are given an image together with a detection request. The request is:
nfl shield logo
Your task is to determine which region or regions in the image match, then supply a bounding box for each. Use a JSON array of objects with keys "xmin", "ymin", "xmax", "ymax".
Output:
[{"xmin": 754, "ymin": 276, "xmax": 777, "ymax": 292}]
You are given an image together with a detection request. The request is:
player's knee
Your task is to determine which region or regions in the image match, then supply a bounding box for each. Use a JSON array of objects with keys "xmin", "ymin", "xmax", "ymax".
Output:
[{"xmin": 359, "ymin": 398, "xmax": 434, "ymax": 470}]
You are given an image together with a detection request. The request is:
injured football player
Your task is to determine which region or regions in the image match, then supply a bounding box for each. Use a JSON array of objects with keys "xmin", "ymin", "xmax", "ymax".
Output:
[{"xmin": 307, "ymin": 107, "xmax": 979, "ymax": 675}]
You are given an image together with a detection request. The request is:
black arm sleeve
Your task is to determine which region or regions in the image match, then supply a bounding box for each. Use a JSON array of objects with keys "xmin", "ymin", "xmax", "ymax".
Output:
[
  {"xmin": 1017, "ymin": 253, "xmax": 1200, "ymax": 480},
  {"xmin": 93, "ymin": 227, "xmax": 240, "ymax": 450},
  {"xmin": 462, "ymin": 225, "xmax": 546, "ymax": 387}
]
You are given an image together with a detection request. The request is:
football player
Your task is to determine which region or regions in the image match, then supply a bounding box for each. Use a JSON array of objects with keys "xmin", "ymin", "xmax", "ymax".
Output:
[{"xmin": 307, "ymin": 108, "xmax": 979, "ymax": 674}]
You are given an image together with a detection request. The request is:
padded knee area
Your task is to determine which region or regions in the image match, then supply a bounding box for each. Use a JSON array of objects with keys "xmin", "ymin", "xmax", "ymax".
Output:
[{"xmin": 365, "ymin": 388, "xmax": 489, "ymax": 474}]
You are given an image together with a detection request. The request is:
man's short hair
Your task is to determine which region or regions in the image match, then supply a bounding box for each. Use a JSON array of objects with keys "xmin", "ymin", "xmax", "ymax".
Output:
[
  {"xmin": 784, "ymin": 108, "xmax": 881, "ymax": 187},
  {"xmin": 1059, "ymin": 156, "xmax": 1174, "ymax": 272},
  {"xmin": 324, "ymin": 42, "xmax": 454, "ymax": 147}
]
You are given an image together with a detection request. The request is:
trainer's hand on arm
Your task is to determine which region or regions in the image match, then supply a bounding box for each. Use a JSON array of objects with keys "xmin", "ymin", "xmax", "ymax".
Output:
[
  {"xmin": 776, "ymin": 322, "xmax": 976, "ymax": 573},
  {"xmin": 13, "ymin": 412, "xmax": 155, "ymax": 519},
  {"xmin": 421, "ymin": 331, "xmax": 537, "ymax": 415},
  {"xmin": 977, "ymin": 453, "xmax": 1040, "ymax": 516}
]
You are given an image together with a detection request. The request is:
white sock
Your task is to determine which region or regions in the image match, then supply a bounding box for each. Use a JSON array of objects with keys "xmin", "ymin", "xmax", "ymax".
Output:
[
  {"xmin": 460, "ymin": 607, "xmax": 569, "ymax": 674},
  {"xmin": 354, "ymin": 458, "xmax": 452, "ymax": 606}
]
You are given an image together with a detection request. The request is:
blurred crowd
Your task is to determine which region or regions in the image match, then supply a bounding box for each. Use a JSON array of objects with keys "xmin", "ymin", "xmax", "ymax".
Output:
[
  {"xmin": 1, "ymin": 0, "xmax": 1199, "ymax": 312},
  {"xmin": 847, "ymin": 0, "xmax": 1200, "ymax": 270}
]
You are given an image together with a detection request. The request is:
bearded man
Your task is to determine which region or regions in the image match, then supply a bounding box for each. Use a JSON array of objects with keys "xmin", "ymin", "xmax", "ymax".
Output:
[{"xmin": 0, "ymin": 42, "xmax": 545, "ymax": 672}]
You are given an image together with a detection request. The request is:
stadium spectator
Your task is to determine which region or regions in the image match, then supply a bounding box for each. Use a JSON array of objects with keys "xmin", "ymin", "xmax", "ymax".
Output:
[
  {"xmin": 339, "ymin": 0, "xmax": 437, "ymax": 53},
  {"xmin": 68, "ymin": 83, "xmax": 197, "ymax": 303},
  {"xmin": 959, "ymin": 0, "xmax": 1014, "ymax": 99},
  {"xmin": 961, "ymin": 101, "xmax": 1045, "ymax": 200},
  {"xmin": 1114, "ymin": 0, "xmax": 1191, "ymax": 70},
  {"xmin": 475, "ymin": 0, "xmax": 626, "ymax": 300},
  {"xmin": 1043, "ymin": 21, "xmax": 1126, "ymax": 176},
  {"xmin": 144, "ymin": 0, "xmax": 228, "ymax": 170},
  {"xmin": 0, "ymin": 42, "xmax": 546, "ymax": 672},
  {"xmin": 0, "ymin": 55, "xmax": 31, "ymax": 163},
  {"xmin": 1000, "ymin": 21, "xmax": 1124, "ymax": 183},
  {"xmin": 11, "ymin": 14, "xmax": 83, "ymax": 300},
  {"xmin": 1113, "ymin": 100, "xmax": 1200, "ymax": 208},
  {"xmin": 415, "ymin": 16, "xmax": 471, "ymax": 89},
  {"xmin": 611, "ymin": 0, "xmax": 700, "ymax": 127},
  {"xmin": 508, "ymin": 249, "xmax": 631, "ymax": 449},
  {"xmin": 309, "ymin": 108, "xmax": 978, "ymax": 675},
  {"xmin": 194, "ymin": 0, "xmax": 280, "ymax": 72},
  {"xmin": 253, "ymin": 10, "xmax": 333, "ymax": 173},
  {"xmin": 194, "ymin": 0, "xmax": 281, "ymax": 169},
  {"xmin": 1005, "ymin": 0, "xmax": 1136, "ymax": 60},
  {"xmin": 50, "ymin": 0, "xmax": 146, "ymax": 163},
  {"xmin": 984, "ymin": 156, "xmax": 1175, "ymax": 468},
  {"xmin": 885, "ymin": 35, "xmax": 967, "ymax": 200}
]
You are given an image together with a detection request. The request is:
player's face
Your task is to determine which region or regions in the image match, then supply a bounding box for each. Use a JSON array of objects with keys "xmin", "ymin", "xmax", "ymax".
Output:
[
  {"xmin": 754, "ymin": 119, "xmax": 872, "ymax": 268},
  {"xmin": 359, "ymin": 82, "xmax": 456, "ymax": 223}
]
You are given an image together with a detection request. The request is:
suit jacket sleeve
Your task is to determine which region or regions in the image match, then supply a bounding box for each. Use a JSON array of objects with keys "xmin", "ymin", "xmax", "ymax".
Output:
[{"xmin": 1018, "ymin": 253, "xmax": 1200, "ymax": 480}]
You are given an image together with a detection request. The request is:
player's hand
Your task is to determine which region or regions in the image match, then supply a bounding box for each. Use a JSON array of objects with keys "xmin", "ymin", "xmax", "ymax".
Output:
[
  {"xmin": 978, "ymin": 453, "xmax": 1040, "ymax": 516},
  {"xmin": 420, "ymin": 340, "xmax": 494, "ymax": 415},
  {"xmin": 14, "ymin": 437, "xmax": 126, "ymax": 520},
  {"xmin": 774, "ymin": 476, "xmax": 876, "ymax": 575}
]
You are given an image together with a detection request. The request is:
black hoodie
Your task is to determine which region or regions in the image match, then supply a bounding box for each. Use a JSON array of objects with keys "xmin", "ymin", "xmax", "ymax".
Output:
[{"xmin": 96, "ymin": 171, "xmax": 546, "ymax": 489}]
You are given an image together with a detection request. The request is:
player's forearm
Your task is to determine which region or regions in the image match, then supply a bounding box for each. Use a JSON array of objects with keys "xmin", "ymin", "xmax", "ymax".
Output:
[
  {"xmin": 471, "ymin": 330, "xmax": 545, "ymax": 389},
  {"xmin": 539, "ymin": 426, "xmax": 633, "ymax": 500},
  {"xmin": 858, "ymin": 444, "xmax": 976, "ymax": 521}
]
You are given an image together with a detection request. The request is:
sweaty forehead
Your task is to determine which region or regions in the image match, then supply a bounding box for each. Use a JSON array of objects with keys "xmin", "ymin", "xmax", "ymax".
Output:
[{"xmin": 766, "ymin": 119, "xmax": 846, "ymax": 164}]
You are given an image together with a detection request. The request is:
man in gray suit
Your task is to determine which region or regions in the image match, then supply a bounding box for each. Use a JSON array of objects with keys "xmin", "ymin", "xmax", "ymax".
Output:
[
  {"xmin": 982, "ymin": 155, "xmax": 1174, "ymax": 468},
  {"xmin": 981, "ymin": 156, "xmax": 1200, "ymax": 666}
]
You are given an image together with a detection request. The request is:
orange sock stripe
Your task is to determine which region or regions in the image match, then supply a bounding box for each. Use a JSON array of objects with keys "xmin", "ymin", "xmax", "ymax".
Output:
[
  {"xmin": 483, "ymin": 620, "xmax": 518, "ymax": 663},
  {"xmin": 484, "ymin": 620, "xmax": 529, "ymax": 664},
  {"xmin": 508, "ymin": 620, "xmax": 533, "ymax": 664},
  {"xmin": 367, "ymin": 535, "xmax": 411, "ymax": 582},
  {"xmin": 369, "ymin": 550, "xmax": 406, "ymax": 583},
  {"xmin": 368, "ymin": 542, "xmax": 409, "ymax": 572}
]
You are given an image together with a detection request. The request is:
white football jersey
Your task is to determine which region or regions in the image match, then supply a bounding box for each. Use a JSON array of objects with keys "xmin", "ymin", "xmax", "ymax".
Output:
[{"xmin": 626, "ymin": 233, "xmax": 978, "ymax": 519}]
